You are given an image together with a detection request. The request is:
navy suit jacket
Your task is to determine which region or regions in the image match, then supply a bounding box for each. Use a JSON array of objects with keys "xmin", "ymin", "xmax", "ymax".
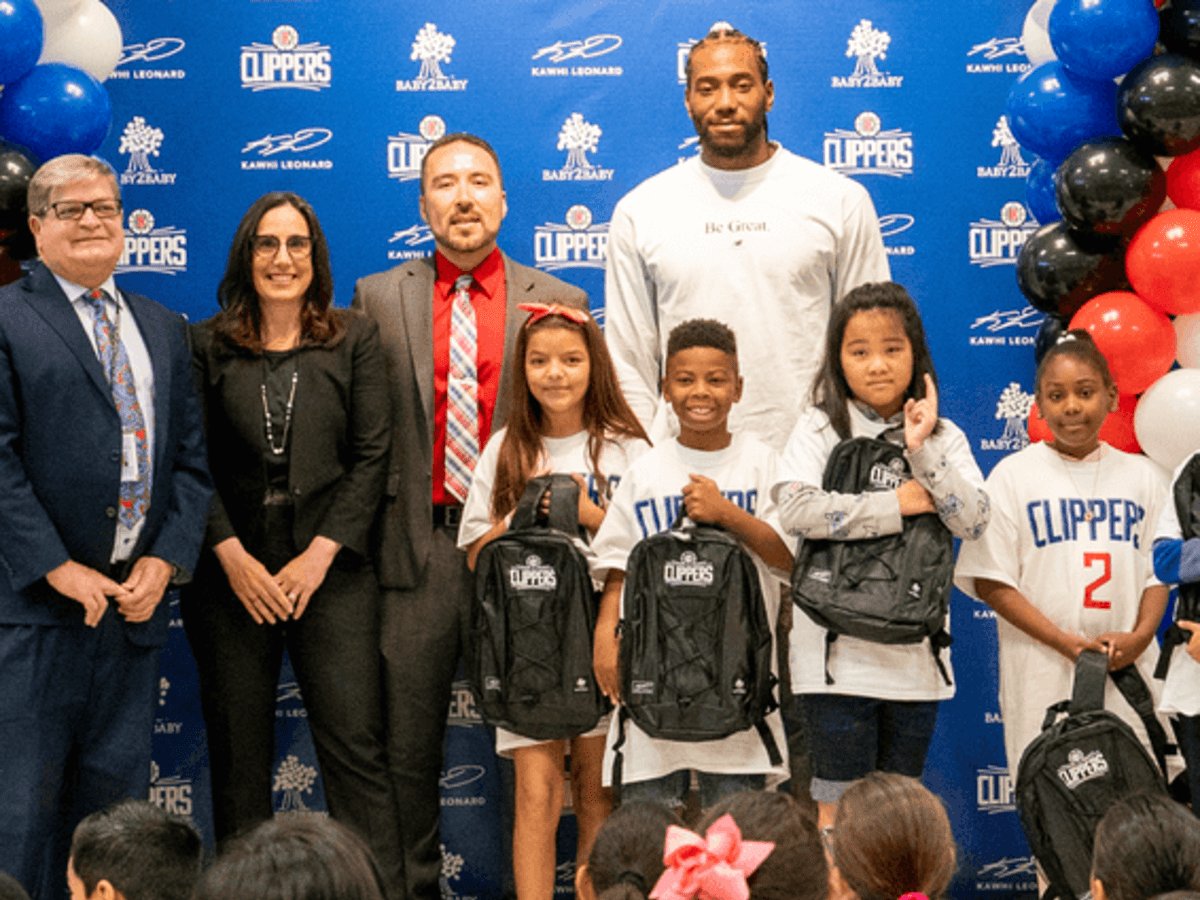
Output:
[{"xmin": 0, "ymin": 262, "xmax": 211, "ymax": 644}]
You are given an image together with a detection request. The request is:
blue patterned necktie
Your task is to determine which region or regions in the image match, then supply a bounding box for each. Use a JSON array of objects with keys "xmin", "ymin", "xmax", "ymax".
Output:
[
  {"xmin": 445, "ymin": 273, "xmax": 479, "ymax": 502},
  {"xmin": 87, "ymin": 288, "xmax": 150, "ymax": 529}
]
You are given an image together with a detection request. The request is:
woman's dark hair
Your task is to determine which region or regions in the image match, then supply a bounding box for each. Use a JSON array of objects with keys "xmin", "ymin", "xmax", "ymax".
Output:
[
  {"xmin": 491, "ymin": 309, "xmax": 649, "ymax": 520},
  {"xmin": 1093, "ymin": 793, "xmax": 1200, "ymax": 900},
  {"xmin": 700, "ymin": 792, "xmax": 827, "ymax": 900},
  {"xmin": 192, "ymin": 815, "xmax": 386, "ymax": 900},
  {"xmin": 1034, "ymin": 329, "xmax": 1116, "ymax": 397},
  {"xmin": 830, "ymin": 773, "xmax": 957, "ymax": 900},
  {"xmin": 586, "ymin": 801, "xmax": 683, "ymax": 900},
  {"xmin": 812, "ymin": 282, "xmax": 939, "ymax": 440},
  {"xmin": 211, "ymin": 191, "xmax": 342, "ymax": 352}
]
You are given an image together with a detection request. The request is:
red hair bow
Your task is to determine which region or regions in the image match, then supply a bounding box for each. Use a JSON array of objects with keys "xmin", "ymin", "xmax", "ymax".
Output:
[
  {"xmin": 649, "ymin": 815, "xmax": 775, "ymax": 900},
  {"xmin": 518, "ymin": 301, "xmax": 591, "ymax": 325}
]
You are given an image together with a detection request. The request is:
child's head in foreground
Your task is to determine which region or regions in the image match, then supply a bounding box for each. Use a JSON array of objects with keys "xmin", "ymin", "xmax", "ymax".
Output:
[
  {"xmin": 662, "ymin": 318, "xmax": 742, "ymax": 451},
  {"xmin": 1091, "ymin": 792, "xmax": 1200, "ymax": 900}
]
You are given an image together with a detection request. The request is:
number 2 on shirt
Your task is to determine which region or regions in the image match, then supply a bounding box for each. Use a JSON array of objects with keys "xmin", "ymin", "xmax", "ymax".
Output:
[{"xmin": 1083, "ymin": 552, "xmax": 1111, "ymax": 610}]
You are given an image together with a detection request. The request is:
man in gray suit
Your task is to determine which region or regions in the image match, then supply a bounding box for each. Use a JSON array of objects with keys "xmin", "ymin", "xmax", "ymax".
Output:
[{"xmin": 352, "ymin": 133, "xmax": 587, "ymax": 900}]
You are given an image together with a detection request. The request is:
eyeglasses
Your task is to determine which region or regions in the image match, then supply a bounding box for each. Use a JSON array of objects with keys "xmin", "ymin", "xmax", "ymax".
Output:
[
  {"xmin": 49, "ymin": 200, "xmax": 122, "ymax": 220},
  {"xmin": 252, "ymin": 235, "xmax": 313, "ymax": 258}
]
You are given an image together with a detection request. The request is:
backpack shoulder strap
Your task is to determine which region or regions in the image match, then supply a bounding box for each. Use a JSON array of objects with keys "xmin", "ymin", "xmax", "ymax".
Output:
[
  {"xmin": 1069, "ymin": 649, "xmax": 1108, "ymax": 715},
  {"xmin": 1109, "ymin": 663, "xmax": 1173, "ymax": 775},
  {"xmin": 509, "ymin": 474, "xmax": 580, "ymax": 534}
]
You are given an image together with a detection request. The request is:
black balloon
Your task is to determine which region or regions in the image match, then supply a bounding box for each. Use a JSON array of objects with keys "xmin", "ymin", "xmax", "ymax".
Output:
[
  {"xmin": 1118, "ymin": 53, "xmax": 1200, "ymax": 156},
  {"xmin": 1054, "ymin": 137, "xmax": 1165, "ymax": 236},
  {"xmin": 1161, "ymin": 0, "xmax": 1200, "ymax": 59},
  {"xmin": 0, "ymin": 143, "xmax": 36, "ymax": 233},
  {"xmin": 1016, "ymin": 221, "xmax": 1127, "ymax": 318},
  {"xmin": 1034, "ymin": 314, "xmax": 1069, "ymax": 366}
]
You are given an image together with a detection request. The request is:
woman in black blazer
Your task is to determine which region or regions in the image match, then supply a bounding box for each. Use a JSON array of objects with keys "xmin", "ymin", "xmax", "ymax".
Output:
[{"xmin": 183, "ymin": 192, "xmax": 400, "ymax": 892}]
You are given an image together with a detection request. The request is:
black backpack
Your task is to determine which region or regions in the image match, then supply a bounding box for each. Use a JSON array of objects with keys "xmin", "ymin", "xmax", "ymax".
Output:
[
  {"xmin": 611, "ymin": 511, "xmax": 782, "ymax": 793},
  {"xmin": 468, "ymin": 474, "xmax": 608, "ymax": 741},
  {"xmin": 1156, "ymin": 452, "xmax": 1200, "ymax": 680},
  {"xmin": 1015, "ymin": 650, "xmax": 1173, "ymax": 900},
  {"xmin": 790, "ymin": 427, "xmax": 954, "ymax": 685}
]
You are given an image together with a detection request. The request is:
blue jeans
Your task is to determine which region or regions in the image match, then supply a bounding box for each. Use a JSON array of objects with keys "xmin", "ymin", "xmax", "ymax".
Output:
[
  {"xmin": 620, "ymin": 770, "xmax": 766, "ymax": 811},
  {"xmin": 797, "ymin": 694, "xmax": 939, "ymax": 803}
]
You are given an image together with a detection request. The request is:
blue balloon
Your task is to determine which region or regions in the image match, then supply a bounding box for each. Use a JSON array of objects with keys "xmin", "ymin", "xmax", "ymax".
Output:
[
  {"xmin": 1005, "ymin": 61, "xmax": 1121, "ymax": 163},
  {"xmin": 0, "ymin": 64, "xmax": 112, "ymax": 163},
  {"xmin": 1027, "ymin": 157, "xmax": 1061, "ymax": 225},
  {"xmin": 1049, "ymin": 0, "xmax": 1158, "ymax": 82},
  {"xmin": 0, "ymin": 0, "xmax": 43, "ymax": 86}
]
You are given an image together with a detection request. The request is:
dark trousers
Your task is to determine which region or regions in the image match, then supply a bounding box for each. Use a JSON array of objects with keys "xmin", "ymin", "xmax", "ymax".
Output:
[
  {"xmin": 0, "ymin": 614, "xmax": 159, "ymax": 900},
  {"xmin": 381, "ymin": 524, "xmax": 473, "ymax": 900},
  {"xmin": 182, "ymin": 515, "xmax": 403, "ymax": 900},
  {"xmin": 1175, "ymin": 714, "xmax": 1200, "ymax": 816}
]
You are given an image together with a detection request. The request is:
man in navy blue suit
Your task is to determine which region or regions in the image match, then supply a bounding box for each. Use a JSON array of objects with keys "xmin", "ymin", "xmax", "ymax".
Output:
[{"xmin": 0, "ymin": 155, "xmax": 210, "ymax": 900}]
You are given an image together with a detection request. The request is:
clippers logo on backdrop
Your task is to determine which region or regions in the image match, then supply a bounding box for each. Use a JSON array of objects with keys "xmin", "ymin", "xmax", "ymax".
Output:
[
  {"xmin": 967, "ymin": 35, "xmax": 1033, "ymax": 74},
  {"xmin": 663, "ymin": 551, "xmax": 714, "ymax": 587},
  {"xmin": 823, "ymin": 112, "xmax": 913, "ymax": 177},
  {"xmin": 116, "ymin": 210, "xmax": 186, "ymax": 275},
  {"xmin": 276, "ymin": 681, "xmax": 307, "ymax": 718},
  {"xmin": 388, "ymin": 223, "xmax": 434, "ymax": 261},
  {"xmin": 241, "ymin": 26, "xmax": 331, "ymax": 91},
  {"xmin": 148, "ymin": 760, "xmax": 193, "ymax": 817},
  {"xmin": 832, "ymin": 20, "xmax": 902, "ymax": 88},
  {"xmin": 241, "ymin": 127, "xmax": 333, "ymax": 171},
  {"xmin": 274, "ymin": 754, "xmax": 318, "ymax": 812},
  {"xmin": 388, "ymin": 115, "xmax": 446, "ymax": 182},
  {"xmin": 154, "ymin": 676, "xmax": 182, "ymax": 735},
  {"xmin": 980, "ymin": 383, "xmax": 1034, "ymax": 453},
  {"xmin": 531, "ymin": 34, "xmax": 623, "ymax": 76},
  {"xmin": 977, "ymin": 764, "xmax": 1016, "ymax": 814},
  {"xmin": 675, "ymin": 26, "xmax": 766, "ymax": 84},
  {"xmin": 970, "ymin": 202, "xmax": 1038, "ymax": 267},
  {"xmin": 509, "ymin": 555, "xmax": 557, "ymax": 591},
  {"xmin": 1058, "ymin": 748, "xmax": 1110, "ymax": 789},
  {"xmin": 543, "ymin": 114, "xmax": 614, "ymax": 181},
  {"xmin": 979, "ymin": 116, "xmax": 1030, "ymax": 179},
  {"xmin": 534, "ymin": 205, "xmax": 609, "ymax": 272},
  {"xmin": 447, "ymin": 679, "xmax": 483, "ymax": 727},
  {"xmin": 398, "ymin": 23, "xmax": 467, "ymax": 92},
  {"xmin": 111, "ymin": 37, "xmax": 186, "ymax": 80},
  {"xmin": 879, "ymin": 213, "xmax": 915, "ymax": 257},
  {"xmin": 118, "ymin": 117, "xmax": 176, "ymax": 185},
  {"xmin": 969, "ymin": 307, "xmax": 1043, "ymax": 347},
  {"xmin": 441, "ymin": 765, "xmax": 487, "ymax": 809},
  {"xmin": 975, "ymin": 857, "xmax": 1038, "ymax": 893}
]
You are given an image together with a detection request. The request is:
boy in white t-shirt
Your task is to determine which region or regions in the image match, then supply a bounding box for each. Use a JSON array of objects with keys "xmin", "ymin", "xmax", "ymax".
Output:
[{"xmin": 591, "ymin": 319, "xmax": 793, "ymax": 807}]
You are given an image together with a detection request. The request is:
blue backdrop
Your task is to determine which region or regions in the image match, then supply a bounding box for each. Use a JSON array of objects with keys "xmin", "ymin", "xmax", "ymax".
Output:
[{"xmin": 102, "ymin": 1, "xmax": 1046, "ymax": 897}]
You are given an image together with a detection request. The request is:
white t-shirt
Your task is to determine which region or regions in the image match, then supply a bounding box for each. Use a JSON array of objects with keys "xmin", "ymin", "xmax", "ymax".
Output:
[
  {"xmin": 590, "ymin": 432, "xmax": 794, "ymax": 788},
  {"xmin": 604, "ymin": 144, "xmax": 890, "ymax": 452},
  {"xmin": 773, "ymin": 402, "xmax": 989, "ymax": 700},
  {"xmin": 458, "ymin": 427, "xmax": 649, "ymax": 753},
  {"xmin": 1153, "ymin": 453, "xmax": 1200, "ymax": 717},
  {"xmin": 954, "ymin": 441, "xmax": 1168, "ymax": 774}
]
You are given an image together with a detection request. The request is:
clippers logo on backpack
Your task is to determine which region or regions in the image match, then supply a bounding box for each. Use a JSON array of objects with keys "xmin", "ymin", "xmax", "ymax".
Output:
[
  {"xmin": 509, "ymin": 555, "xmax": 557, "ymax": 590},
  {"xmin": 1056, "ymin": 749, "xmax": 1109, "ymax": 790},
  {"xmin": 663, "ymin": 551, "xmax": 714, "ymax": 587},
  {"xmin": 870, "ymin": 457, "xmax": 907, "ymax": 490}
]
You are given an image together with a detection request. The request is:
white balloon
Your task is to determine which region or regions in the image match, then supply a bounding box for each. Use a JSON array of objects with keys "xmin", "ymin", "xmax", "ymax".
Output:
[
  {"xmin": 1176, "ymin": 314, "xmax": 1200, "ymax": 369},
  {"xmin": 1022, "ymin": 0, "xmax": 1058, "ymax": 67},
  {"xmin": 32, "ymin": 0, "xmax": 82, "ymax": 31},
  {"xmin": 38, "ymin": 0, "xmax": 122, "ymax": 82},
  {"xmin": 1135, "ymin": 369, "xmax": 1200, "ymax": 472}
]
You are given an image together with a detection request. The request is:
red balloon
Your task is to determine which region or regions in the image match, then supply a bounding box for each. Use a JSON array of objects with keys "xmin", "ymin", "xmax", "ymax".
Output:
[
  {"xmin": 1028, "ymin": 401, "xmax": 1053, "ymax": 443},
  {"xmin": 1098, "ymin": 392, "xmax": 1141, "ymax": 453},
  {"xmin": 1126, "ymin": 208, "xmax": 1200, "ymax": 315},
  {"xmin": 1167, "ymin": 149, "xmax": 1200, "ymax": 211},
  {"xmin": 1069, "ymin": 290, "xmax": 1176, "ymax": 394}
]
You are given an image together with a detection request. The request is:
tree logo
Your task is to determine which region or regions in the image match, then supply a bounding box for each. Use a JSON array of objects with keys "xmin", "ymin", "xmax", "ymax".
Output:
[
  {"xmin": 534, "ymin": 205, "xmax": 610, "ymax": 272},
  {"xmin": 439, "ymin": 843, "xmax": 465, "ymax": 900},
  {"xmin": 273, "ymin": 754, "xmax": 318, "ymax": 812},
  {"xmin": 833, "ymin": 20, "xmax": 902, "ymax": 88},
  {"xmin": 543, "ymin": 114, "xmax": 613, "ymax": 182},
  {"xmin": 978, "ymin": 116, "xmax": 1030, "ymax": 180},
  {"xmin": 980, "ymin": 383, "xmax": 1034, "ymax": 452},
  {"xmin": 118, "ymin": 117, "xmax": 176, "ymax": 186},
  {"xmin": 398, "ymin": 23, "xmax": 468, "ymax": 92}
]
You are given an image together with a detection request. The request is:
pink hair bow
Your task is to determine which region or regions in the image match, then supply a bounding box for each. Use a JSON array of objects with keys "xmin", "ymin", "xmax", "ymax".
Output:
[
  {"xmin": 518, "ymin": 301, "xmax": 591, "ymax": 325},
  {"xmin": 649, "ymin": 815, "xmax": 775, "ymax": 900}
]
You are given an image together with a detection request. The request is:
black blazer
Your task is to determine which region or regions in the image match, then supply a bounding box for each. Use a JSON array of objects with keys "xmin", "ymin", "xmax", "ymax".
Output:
[{"xmin": 190, "ymin": 309, "xmax": 391, "ymax": 560}]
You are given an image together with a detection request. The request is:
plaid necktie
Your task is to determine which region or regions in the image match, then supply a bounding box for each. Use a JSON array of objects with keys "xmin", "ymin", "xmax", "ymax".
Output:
[
  {"xmin": 87, "ymin": 288, "xmax": 151, "ymax": 529},
  {"xmin": 444, "ymin": 273, "xmax": 479, "ymax": 503}
]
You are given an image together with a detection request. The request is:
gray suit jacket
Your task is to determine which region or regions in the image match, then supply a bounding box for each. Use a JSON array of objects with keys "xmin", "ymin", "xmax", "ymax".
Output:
[{"xmin": 351, "ymin": 251, "xmax": 588, "ymax": 590}]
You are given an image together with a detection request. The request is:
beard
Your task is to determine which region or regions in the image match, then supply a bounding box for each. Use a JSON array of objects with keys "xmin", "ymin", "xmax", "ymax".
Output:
[{"xmin": 693, "ymin": 105, "xmax": 769, "ymax": 159}]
